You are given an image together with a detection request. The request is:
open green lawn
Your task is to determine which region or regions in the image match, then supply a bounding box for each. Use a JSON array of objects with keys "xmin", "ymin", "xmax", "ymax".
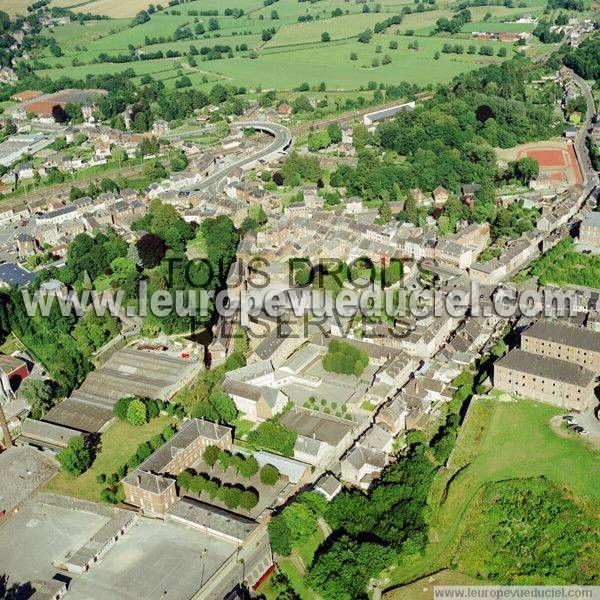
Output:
[
  {"xmin": 49, "ymin": 19, "xmax": 131, "ymax": 51},
  {"xmin": 186, "ymin": 230, "xmax": 208, "ymax": 260},
  {"xmin": 197, "ymin": 34, "xmax": 509, "ymax": 89},
  {"xmin": 383, "ymin": 397, "xmax": 600, "ymax": 590},
  {"xmin": 278, "ymin": 559, "xmax": 314, "ymax": 600},
  {"xmin": 394, "ymin": 5, "xmax": 543, "ymax": 35},
  {"xmin": 45, "ymin": 415, "xmax": 177, "ymax": 502},
  {"xmin": 462, "ymin": 21, "xmax": 537, "ymax": 33},
  {"xmin": 259, "ymin": 523, "xmax": 326, "ymax": 599},
  {"xmin": 0, "ymin": 334, "xmax": 22, "ymax": 355}
]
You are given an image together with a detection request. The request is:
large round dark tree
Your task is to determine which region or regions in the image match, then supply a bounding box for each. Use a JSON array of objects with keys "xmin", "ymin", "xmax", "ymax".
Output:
[{"xmin": 136, "ymin": 233, "xmax": 166, "ymax": 269}]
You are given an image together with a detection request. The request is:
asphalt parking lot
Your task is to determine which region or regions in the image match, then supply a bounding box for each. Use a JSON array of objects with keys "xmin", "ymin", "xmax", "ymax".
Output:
[{"xmin": 566, "ymin": 397, "xmax": 600, "ymax": 440}]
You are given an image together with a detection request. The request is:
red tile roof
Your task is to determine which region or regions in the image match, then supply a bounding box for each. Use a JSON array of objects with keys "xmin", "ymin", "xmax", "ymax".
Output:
[{"xmin": 10, "ymin": 90, "xmax": 43, "ymax": 102}]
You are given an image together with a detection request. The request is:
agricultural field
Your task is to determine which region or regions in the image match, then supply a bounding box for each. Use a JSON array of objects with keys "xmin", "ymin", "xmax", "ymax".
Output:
[
  {"xmin": 48, "ymin": 0, "xmax": 155, "ymax": 18},
  {"xmin": 30, "ymin": 0, "xmax": 547, "ymax": 92},
  {"xmin": 197, "ymin": 35, "xmax": 512, "ymax": 89},
  {"xmin": 3, "ymin": 0, "xmax": 34, "ymax": 16}
]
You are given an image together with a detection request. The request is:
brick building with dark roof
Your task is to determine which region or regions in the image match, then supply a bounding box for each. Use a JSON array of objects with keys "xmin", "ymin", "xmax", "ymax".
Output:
[{"xmin": 123, "ymin": 419, "xmax": 233, "ymax": 515}]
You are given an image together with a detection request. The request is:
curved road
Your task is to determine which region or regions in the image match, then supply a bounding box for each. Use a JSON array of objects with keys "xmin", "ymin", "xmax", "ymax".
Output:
[
  {"xmin": 569, "ymin": 69, "xmax": 598, "ymax": 190},
  {"xmin": 185, "ymin": 121, "xmax": 292, "ymax": 194}
]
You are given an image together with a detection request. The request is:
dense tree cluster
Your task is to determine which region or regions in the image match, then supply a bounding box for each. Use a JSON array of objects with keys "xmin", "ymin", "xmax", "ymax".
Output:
[
  {"xmin": 247, "ymin": 419, "xmax": 298, "ymax": 456},
  {"xmin": 328, "ymin": 59, "xmax": 555, "ymax": 203},
  {"xmin": 18, "ymin": 378, "xmax": 57, "ymax": 420},
  {"xmin": 503, "ymin": 156, "xmax": 539, "ymax": 184},
  {"xmin": 434, "ymin": 8, "xmax": 472, "ymax": 34},
  {"xmin": 62, "ymin": 229, "xmax": 128, "ymax": 286},
  {"xmin": 322, "ymin": 340, "xmax": 369, "ymax": 377},
  {"xmin": 176, "ymin": 366, "xmax": 238, "ymax": 424},
  {"xmin": 276, "ymin": 151, "xmax": 322, "ymax": 185},
  {"xmin": 72, "ymin": 311, "xmax": 121, "ymax": 358},
  {"xmin": 306, "ymin": 445, "xmax": 436, "ymax": 599},
  {"xmin": 548, "ymin": 0, "xmax": 585, "ymax": 10},
  {"xmin": 57, "ymin": 436, "xmax": 94, "ymax": 476},
  {"xmin": 533, "ymin": 20, "xmax": 564, "ymax": 44},
  {"xmin": 0, "ymin": 288, "xmax": 91, "ymax": 395},
  {"xmin": 113, "ymin": 396, "xmax": 173, "ymax": 425},
  {"xmin": 269, "ymin": 492, "xmax": 327, "ymax": 555},
  {"xmin": 563, "ymin": 36, "xmax": 600, "ymax": 80},
  {"xmin": 308, "ymin": 124, "xmax": 343, "ymax": 151},
  {"xmin": 308, "ymin": 536, "xmax": 396, "ymax": 600}
]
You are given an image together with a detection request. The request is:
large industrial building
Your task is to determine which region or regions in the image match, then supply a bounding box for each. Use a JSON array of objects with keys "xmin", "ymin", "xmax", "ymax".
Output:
[{"xmin": 38, "ymin": 347, "xmax": 201, "ymax": 437}]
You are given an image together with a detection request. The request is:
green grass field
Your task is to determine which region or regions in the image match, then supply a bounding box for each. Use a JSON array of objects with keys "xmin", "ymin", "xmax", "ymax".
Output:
[
  {"xmin": 264, "ymin": 13, "xmax": 387, "ymax": 47},
  {"xmin": 32, "ymin": 0, "xmax": 547, "ymax": 91},
  {"xmin": 45, "ymin": 415, "xmax": 177, "ymax": 502},
  {"xmin": 383, "ymin": 397, "xmax": 600, "ymax": 590},
  {"xmin": 462, "ymin": 21, "xmax": 537, "ymax": 33},
  {"xmin": 195, "ymin": 34, "xmax": 510, "ymax": 89}
]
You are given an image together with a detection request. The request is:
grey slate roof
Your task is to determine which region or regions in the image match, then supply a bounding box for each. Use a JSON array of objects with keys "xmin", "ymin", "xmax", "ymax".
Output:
[
  {"xmin": 315, "ymin": 473, "xmax": 341, "ymax": 497},
  {"xmin": 524, "ymin": 320, "xmax": 600, "ymax": 354},
  {"xmin": 169, "ymin": 497, "xmax": 257, "ymax": 542},
  {"xmin": 495, "ymin": 349, "xmax": 596, "ymax": 387},
  {"xmin": 139, "ymin": 418, "xmax": 232, "ymax": 474},
  {"xmin": 122, "ymin": 469, "xmax": 175, "ymax": 494}
]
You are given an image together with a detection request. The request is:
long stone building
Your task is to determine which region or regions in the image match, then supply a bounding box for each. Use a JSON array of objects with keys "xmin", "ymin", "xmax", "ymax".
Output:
[
  {"xmin": 521, "ymin": 320, "xmax": 600, "ymax": 372},
  {"xmin": 494, "ymin": 348, "xmax": 596, "ymax": 411}
]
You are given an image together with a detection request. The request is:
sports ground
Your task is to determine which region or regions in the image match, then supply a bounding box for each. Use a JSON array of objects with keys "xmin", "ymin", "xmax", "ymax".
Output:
[{"xmin": 498, "ymin": 140, "xmax": 583, "ymax": 186}]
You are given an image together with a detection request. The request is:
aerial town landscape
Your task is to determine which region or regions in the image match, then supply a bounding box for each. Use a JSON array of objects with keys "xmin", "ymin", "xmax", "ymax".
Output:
[{"xmin": 0, "ymin": 0, "xmax": 599, "ymax": 598}]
